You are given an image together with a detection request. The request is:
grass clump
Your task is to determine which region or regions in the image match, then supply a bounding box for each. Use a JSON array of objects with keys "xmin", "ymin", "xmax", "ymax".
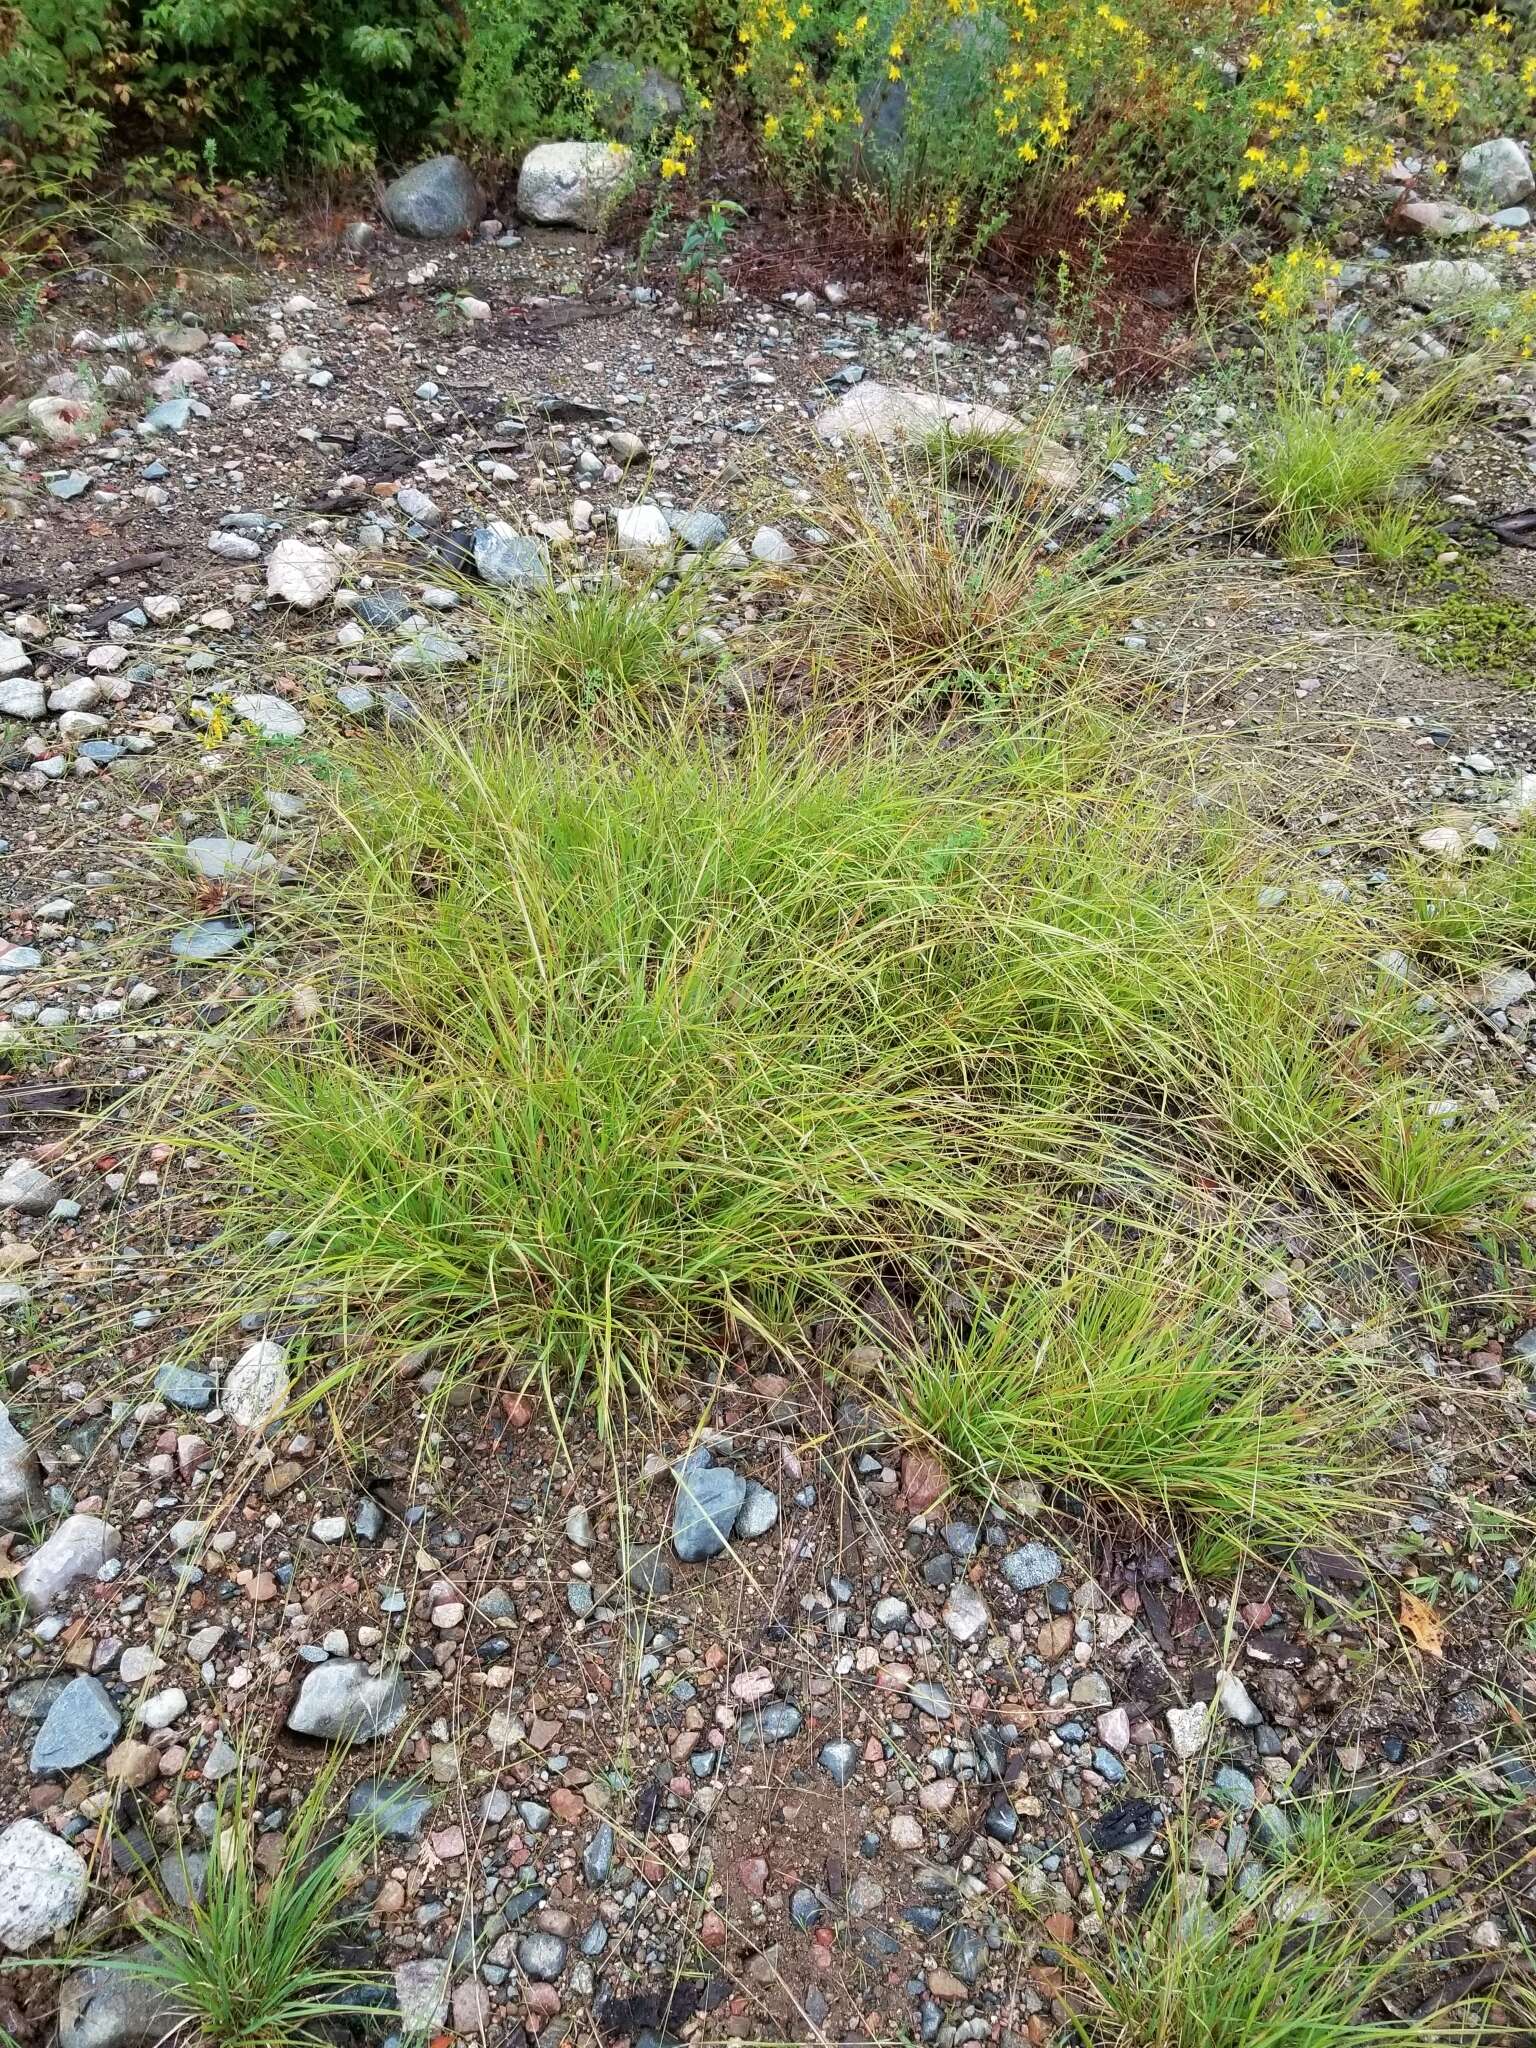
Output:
[
  {"xmin": 899, "ymin": 1249, "xmax": 1389, "ymax": 1568},
  {"xmin": 182, "ymin": 704, "xmax": 1519, "ymax": 1435},
  {"xmin": 1250, "ymin": 353, "xmax": 1470, "ymax": 562},
  {"xmin": 779, "ymin": 440, "xmax": 1146, "ymax": 714},
  {"xmin": 1063, "ymin": 1797, "xmax": 1476, "ymax": 2048},
  {"xmin": 1395, "ymin": 833, "xmax": 1536, "ymax": 977},
  {"xmin": 95, "ymin": 1768, "xmax": 380, "ymax": 2047},
  {"xmin": 487, "ymin": 564, "xmax": 714, "ymax": 720}
]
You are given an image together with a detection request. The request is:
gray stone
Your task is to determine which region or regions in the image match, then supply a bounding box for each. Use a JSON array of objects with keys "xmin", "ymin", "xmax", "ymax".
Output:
[
  {"xmin": 734, "ymin": 1480, "xmax": 779, "ymax": 1540},
  {"xmin": 170, "ymin": 918, "xmax": 251, "ymax": 963},
  {"xmin": 154, "ymin": 1363, "xmax": 213, "ymax": 1412},
  {"xmin": 908, "ymin": 1680, "xmax": 952, "ymax": 1720},
  {"xmin": 516, "ymin": 1931, "xmax": 567, "ymax": 1981},
  {"xmin": 473, "ymin": 526, "xmax": 550, "ymax": 590},
  {"xmin": 813, "ymin": 379, "xmax": 1078, "ymax": 493},
  {"xmin": 0, "ymin": 634, "xmax": 33, "ymax": 680},
  {"xmin": 0, "ymin": 1818, "xmax": 88, "ymax": 1951},
  {"xmin": 223, "ymin": 1338, "xmax": 288, "ymax": 1429},
  {"xmin": 0, "ymin": 1400, "xmax": 44, "ymax": 1531},
  {"xmin": 583, "ymin": 1820, "xmax": 614, "ymax": 1886},
  {"xmin": 0, "ymin": 675, "xmax": 45, "ymax": 719},
  {"xmin": 138, "ymin": 399, "xmax": 192, "ymax": 434},
  {"xmin": 1, "ymin": 1157, "xmax": 59, "ymax": 1215},
  {"xmin": 1460, "ymin": 137, "xmax": 1533, "ymax": 210},
  {"xmin": 1398, "ymin": 258, "xmax": 1499, "ymax": 307},
  {"xmin": 942, "ymin": 1583, "xmax": 989, "ymax": 1644},
  {"xmin": 516, "ymin": 141, "xmax": 632, "ymax": 230},
  {"xmin": 394, "ymin": 1957, "xmax": 451, "ymax": 2035},
  {"xmin": 582, "ymin": 58, "xmax": 684, "ymax": 141},
  {"xmin": 382, "ymin": 156, "xmax": 483, "ymax": 239},
  {"xmin": 18, "ymin": 1514, "xmax": 120, "ymax": 1613},
  {"xmin": 60, "ymin": 1941, "xmax": 191, "ymax": 2039},
  {"xmin": 286, "ymin": 1661, "xmax": 407, "ymax": 1743},
  {"xmin": 231, "ymin": 691, "xmax": 306, "ymax": 740},
  {"xmin": 819, "ymin": 1738, "xmax": 858, "ymax": 1786},
  {"xmin": 668, "ymin": 509, "xmax": 727, "ymax": 551},
  {"xmin": 30, "ymin": 1676, "xmax": 121, "ymax": 1772},
  {"xmin": 184, "ymin": 837, "xmax": 276, "ymax": 882},
  {"xmin": 740, "ymin": 1701, "xmax": 802, "ymax": 1747},
  {"xmin": 671, "ymin": 1457, "xmax": 747, "ymax": 1562},
  {"xmin": 1000, "ymin": 1543, "xmax": 1062, "ymax": 1592}
]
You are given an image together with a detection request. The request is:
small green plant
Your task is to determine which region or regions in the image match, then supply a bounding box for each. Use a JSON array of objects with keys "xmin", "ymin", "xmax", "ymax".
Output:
[
  {"xmin": 1395, "ymin": 576, "xmax": 1536, "ymax": 683},
  {"xmin": 1509, "ymin": 1557, "xmax": 1536, "ymax": 1650},
  {"xmin": 677, "ymin": 197, "xmax": 745, "ymax": 317},
  {"xmin": 485, "ymin": 565, "xmax": 711, "ymax": 718},
  {"xmin": 1249, "ymin": 348, "xmax": 1471, "ymax": 562},
  {"xmin": 1063, "ymin": 1799, "xmax": 1478, "ymax": 2048},
  {"xmin": 92, "ymin": 1762, "xmax": 382, "ymax": 2047},
  {"xmin": 898, "ymin": 1248, "xmax": 1391, "ymax": 1569}
]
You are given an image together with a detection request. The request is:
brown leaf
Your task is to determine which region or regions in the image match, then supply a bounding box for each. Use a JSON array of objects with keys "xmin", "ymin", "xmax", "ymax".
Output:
[{"xmin": 1398, "ymin": 1589, "xmax": 1444, "ymax": 1657}]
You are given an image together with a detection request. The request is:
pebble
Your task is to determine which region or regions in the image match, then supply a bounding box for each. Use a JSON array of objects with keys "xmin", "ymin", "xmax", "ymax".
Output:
[
  {"xmin": 286, "ymin": 1662, "xmax": 408, "ymax": 1743},
  {"xmin": 30, "ymin": 1676, "xmax": 121, "ymax": 1773},
  {"xmin": 1001, "ymin": 1543, "xmax": 1062, "ymax": 1592},
  {"xmin": 671, "ymin": 1457, "xmax": 747, "ymax": 1562}
]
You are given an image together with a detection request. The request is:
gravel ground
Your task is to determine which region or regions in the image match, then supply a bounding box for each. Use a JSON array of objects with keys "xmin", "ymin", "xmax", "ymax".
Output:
[{"xmin": 2, "ymin": 195, "xmax": 1535, "ymax": 2044}]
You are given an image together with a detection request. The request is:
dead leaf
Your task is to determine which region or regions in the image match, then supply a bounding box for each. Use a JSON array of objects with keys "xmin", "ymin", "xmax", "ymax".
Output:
[{"xmin": 1399, "ymin": 1589, "xmax": 1444, "ymax": 1657}]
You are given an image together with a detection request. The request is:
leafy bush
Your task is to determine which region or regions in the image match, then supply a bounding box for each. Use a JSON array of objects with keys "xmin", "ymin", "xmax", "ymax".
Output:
[{"xmin": 455, "ymin": 0, "xmax": 698, "ymax": 158}]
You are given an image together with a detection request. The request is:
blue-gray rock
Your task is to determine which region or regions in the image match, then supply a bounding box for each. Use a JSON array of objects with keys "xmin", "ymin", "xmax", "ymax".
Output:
[
  {"xmin": 47, "ymin": 472, "xmax": 92, "ymax": 500},
  {"xmin": 473, "ymin": 527, "xmax": 549, "ymax": 590},
  {"xmin": 668, "ymin": 509, "xmax": 728, "ymax": 551},
  {"xmin": 154, "ymin": 1364, "xmax": 213, "ymax": 1412},
  {"xmin": 347, "ymin": 1777, "xmax": 432, "ymax": 1838},
  {"xmin": 354, "ymin": 592, "xmax": 415, "ymax": 631},
  {"xmin": 819, "ymin": 1738, "xmax": 858, "ymax": 1786},
  {"xmin": 138, "ymin": 398, "xmax": 192, "ymax": 434},
  {"xmin": 58, "ymin": 1952, "xmax": 191, "ymax": 2046},
  {"xmin": 381, "ymin": 156, "xmax": 482, "ymax": 239},
  {"xmin": 30, "ymin": 1675, "xmax": 121, "ymax": 1773},
  {"xmin": 908, "ymin": 1680, "xmax": 952, "ymax": 1720},
  {"xmin": 516, "ymin": 1931, "xmax": 567, "ymax": 1981},
  {"xmin": 169, "ymin": 918, "xmax": 251, "ymax": 964},
  {"xmin": 733, "ymin": 1480, "xmax": 779, "ymax": 1540},
  {"xmin": 583, "ymin": 1821, "xmax": 614, "ymax": 1887},
  {"xmin": 1213, "ymin": 1765, "xmax": 1256, "ymax": 1812},
  {"xmin": 8, "ymin": 1675, "xmax": 72, "ymax": 1720},
  {"xmin": 582, "ymin": 57, "xmax": 684, "ymax": 141},
  {"xmin": 0, "ymin": 1401, "xmax": 45, "ymax": 1529},
  {"xmin": 949, "ymin": 1925, "xmax": 986, "ymax": 1984},
  {"xmin": 789, "ymin": 1886, "xmax": 822, "ymax": 1930},
  {"xmin": 671, "ymin": 1457, "xmax": 747, "ymax": 1562},
  {"xmin": 1001, "ymin": 1542, "xmax": 1062, "ymax": 1592},
  {"xmin": 739, "ymin": 1701, "xmax": 802, "ymax": 1747}
]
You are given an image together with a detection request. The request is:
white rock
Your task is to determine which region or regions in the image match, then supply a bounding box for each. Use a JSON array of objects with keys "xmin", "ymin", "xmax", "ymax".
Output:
[
  {"xmin": 1165, "ymin": 1699, "xmax": 1211, "ymax": 1761},
  {"xmin": 942, "ymin": 1583, "xmax": 989, "ymax": 1644},
  {"xmin": 0, "ymin": 1158, "xmax": 60, "ymax": 1215},
  {"xmin": 1398, "ymin": 258, "xmax": 1499, "ymax": 307},
  {"xmin": 1460, "ymin": 137, "xmax": 1534, "ymax": 210},
  {"xmin": 0, "ymin": 633, "xmax": 32, "ymax": 678},
  {"xmin": 1216, "ymin": 1671, "xmax": 1262, "ymax": 1727},
  {"xmin": 231, "ymin": 692, "xmax": 306, "ymax": 740},
  {"xmin": 813, "ymin": 380, "xmax": 1080, "ymax": 493},
  {"xmin": 138, "ymin": 1686, "xmax": 188, "ymax": 1731},
  {"xmin": 17, "ymin": 1513, "xmax": 120, "ymax": 1614},
  {"xmin": 0, "ymin": 676, "xmax": 45, "ymax": 719},
  {"xmin": 750, "ymin": 525, "xmax": 796, "ymax": 565},
  {"xmin": 1417, "ymin": 824, "xmax": 1465, "ymax": 862},
  {"xmin": 614, "ymin": 504, "xmax": 673, "ymax": 559},
  {"xmin": 515, "ymin": 141, "xmax": 632, "ymax": 230},
  {"xmin": 395, "ymin": 486, "xmax": 441, "ymax": 525},
  {"xmin": 208, "ymin": 532, "xmax": 262, "ymax": 562},
  {"xmin": 224, "ymin": 1338, "xmax": 289, "ymax": 1429},
  {"xmin": 0, "ymin": 1820, "xmax": 88, "ymax": 1951},
  {"xmin": 266, "ymin": 537, "xmax": 340, "ymax": 610},
  {"xmin": 184, "ymin": 836, "xmax": 277, "ymax": 881}
]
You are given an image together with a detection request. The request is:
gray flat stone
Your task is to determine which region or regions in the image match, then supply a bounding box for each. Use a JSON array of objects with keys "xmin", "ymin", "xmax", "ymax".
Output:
[
  {"xmin": 286, "ymin": 1661, "xmax": 407, "ymax": 1743},
  {"xmin": 30, "ymin": 1676, "xmax": 121, "ymax": 1773},
  {"xmin": 672, "ymin": 1457, "xmax": 747, "ymax": 1562}
]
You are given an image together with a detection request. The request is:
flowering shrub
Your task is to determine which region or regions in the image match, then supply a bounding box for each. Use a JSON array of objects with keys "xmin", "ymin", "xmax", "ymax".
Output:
[{"xmin": 731, "ymin": 0, "xmax": 1536, "ymax": 235}]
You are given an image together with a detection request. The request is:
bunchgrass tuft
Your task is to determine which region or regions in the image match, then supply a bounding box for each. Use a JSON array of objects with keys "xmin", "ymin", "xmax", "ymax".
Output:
[
  {"xmin": 898, "ymin": 1248, "xmax": 1391, "ymax": 1568},
  {"xmin": 775, "ymin": 440, "xmax": 1148, "ymax": 713},
  {"xmin": 485, "ymin": 562, "xmax": 713, "ymax": 719},
  {"xmin": 1062, "ymin": 1794, "xmax": 1480, "ymax": 2048},
  {"xmin": 1250, "ymin": 349, "xmax": 1472, "ymax": 562},
  {"xmin": 96, "ymin": 1763, "xmax": 381, "ymax": 2047},
  {"xmin": 175, "ymin": 705, "xmax": 1519, "ymax": 1438}
]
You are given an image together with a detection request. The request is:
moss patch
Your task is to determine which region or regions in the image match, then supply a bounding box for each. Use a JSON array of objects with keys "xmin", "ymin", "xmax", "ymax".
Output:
[{"xmin": 1393, "ymin": 574, "xmax": 1536, "ymax": 684}]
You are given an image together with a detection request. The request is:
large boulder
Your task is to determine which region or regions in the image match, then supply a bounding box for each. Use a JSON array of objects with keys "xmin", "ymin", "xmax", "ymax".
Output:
[
  {"xmin": 581, "ymin": 57, "xmax": 684, "ymax": 142},
  {"xmin": 516, "ymin": 141, "xmax": 632, "ymax": 230},
  {"xmin": 1459, "ymin": 137, "xmax": 1534, "ymax": 211},
  {"xmin": 813, "ymin": 380, "xmax": 1079, "ymax": 493},
  {"xmin": 381, "ymin": 155, "xmax": 482, "ymax": 239},
  {"xmin": 1398, "ymin": 257, "xmax": 1500, "ymax": 307}
]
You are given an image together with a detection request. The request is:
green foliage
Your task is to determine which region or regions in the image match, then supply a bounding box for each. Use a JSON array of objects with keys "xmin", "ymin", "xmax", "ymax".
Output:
[
  {"xmin": 0, "ymin": 0, "xmax": 124, "ymax": 193},
  {"xmin": 678, "ymin": 196, "xmax": 745, "ymax": 314},
  {"xmin": 1394, "ymin": 576, "xmax": 1536, "ymax": 683},
  {"xmin": 899, "ymin": 1248, "xmax": 1391, "ymax": 1568},
  {"xmin": 455, "ymin": 0, "xmax": 695, "ymax": 158},
  {"xmin": 97, "ymin": 1762, "xmax": 381, "ymax": 2047}
]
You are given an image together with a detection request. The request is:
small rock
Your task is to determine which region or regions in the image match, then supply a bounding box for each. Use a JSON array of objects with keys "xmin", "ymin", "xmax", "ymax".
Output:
[
  {"xmin": 516, "ymin": 1931, "xmax": 567, "ymax": 1982},
  {"xmin": 170, "ymin": 919, "xmax": 251, "ymax": 964},
  {"xmin": 473, "ymin": 526, "xmax": 549, "ymax": 590},
  {"xmin": 1001, "ymin": 1543, "xmax": 1062, "ymax": 1592},
  {"xmin": 733, "ymin": 1481, "xmax": 779, "ymax": 1540},
  {"xmin": 750, "ymin": 525, "xmax": 795, "ymax": 565},
  {"xmin": 1, "ymin": 1158, "xmax": 60, "ymax": 1215},
  {"xmin": 0, "ymin": 1819, "xmax": 88, "ymax": 1951},
  {"xmin": 1398, "ymin": 259, "xmax": 1499, "ymax": 307},
  {"xmin": 266, "ymin": 538, "xmax": 340, "ymax": 611},
  {"xmin": 31, "ymin": 1676, "xmax": 121, "ymax": 1773},
  {"xmin": 223, "ymin": 1339, "xmax": 289, "ymax": 1430},
  {"xmin": 942, "ymin": 1583, "xmax": 989, "ymax": 1644},
  {"xmin": 18, "ymin": 1514, "xmax": 120, "ymax": 1613},
  {"xmin": 1165, "ymin": 1700, "xmax": 1210, "ymax": 1762},
  {"xmin": 382, "ymin": 156, "xmax": 483, "ymax": 239},
  {"xmin": 286, "ymin": 1661, "xmax": 407, "ymax": 1744},
  {"xmin": 614, "ymin": 504, "xmax": 673, "ymax": 559},
  {"xmin": 394, "ymin": 1957, "xmax": 451, "ymax": 2035},
  {"xmin": 1460, "ymin": 137, "xmax": 1533, "ymax": 211},
  {"xmin": 819, "ymin": 1739, "xmax": 858, "ymax": 1786},
  {"xmin": 0, "ymin": 1402, "xmax": 45, "ymax": 1528},
  {"xmin": 671, "ymin": 1458, "xmax": 747, "ymax": 1562},
  {"xmin": 232, "ymin": 692, "xmax": 306, "ymax": 741}
]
